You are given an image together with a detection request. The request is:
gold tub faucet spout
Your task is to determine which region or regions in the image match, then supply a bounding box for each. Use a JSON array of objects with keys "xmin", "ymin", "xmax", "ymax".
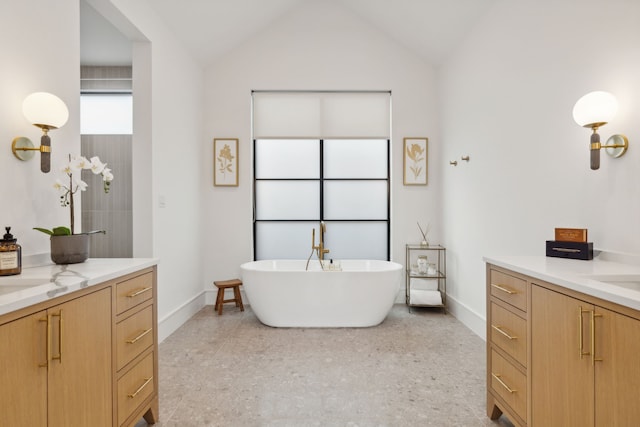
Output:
[{"xmin": 312, "ymin": 221, "xmax": 330, "ymax": 261}]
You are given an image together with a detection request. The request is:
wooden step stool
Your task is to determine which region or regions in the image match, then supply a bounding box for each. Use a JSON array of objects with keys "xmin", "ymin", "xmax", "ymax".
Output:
[{"xmin": 213, "ymin": 279, "xmax": 244, "ymax": 315}]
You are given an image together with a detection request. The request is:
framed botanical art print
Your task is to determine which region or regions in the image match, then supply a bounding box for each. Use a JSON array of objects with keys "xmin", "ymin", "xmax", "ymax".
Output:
[
  {"xmin": 403, "ymin": 137, "xmax": 428, "ymax": 185},
  {"xmin": 213, "ymin": 138, "xmax": 239, "ymax": 186}
]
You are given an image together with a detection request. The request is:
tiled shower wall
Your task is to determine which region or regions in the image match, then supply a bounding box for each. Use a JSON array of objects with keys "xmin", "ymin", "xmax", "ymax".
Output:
[
  {"xmin": 80, "ymin": 66, "xmax": 132, "ymax": 258},
  {"xmin": 81, "ymin": 134, "xmax": 132, "ymax": 257}
]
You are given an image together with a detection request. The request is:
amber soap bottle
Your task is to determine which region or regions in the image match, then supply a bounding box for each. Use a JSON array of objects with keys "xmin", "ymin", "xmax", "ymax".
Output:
[{"xmin": 0, "ymin": 226, "xmax": 22, "ymax": 276}]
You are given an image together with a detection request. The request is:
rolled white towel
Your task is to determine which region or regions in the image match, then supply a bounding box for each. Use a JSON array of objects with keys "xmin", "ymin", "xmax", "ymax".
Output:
[
  {"xmin": 410, "ymin": 278, "xmax": 438, "ymax": 291},
  {"xmin": 410, "ymin": 289, "xmax": 443, "ymax": 306}
]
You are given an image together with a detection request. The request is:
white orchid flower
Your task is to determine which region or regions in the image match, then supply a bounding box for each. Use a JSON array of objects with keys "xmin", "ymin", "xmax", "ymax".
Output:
[
  {"xmin": 72, "ymin": 176, "xmax": 88, "ymax": 192},
  {"xmin": 90, "ymin": 156, "xmax": 106, "ymax": 174},
  {"xmin": 62, "ymin": 163, "xmax": 75, "ymax": 175},
  {"xmin": 53, "ymin": 179, "xmax": 65, "ymax": 191},
  {"xmin": 72, "ymin": 156, "xmax": 92, "ymax": 170},
  {"xmin": 102, "ymin": 168, "xmax": 114, "ymax": 182}
]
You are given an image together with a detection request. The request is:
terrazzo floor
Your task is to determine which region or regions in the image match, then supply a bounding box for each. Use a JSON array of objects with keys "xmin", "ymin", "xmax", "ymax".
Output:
[{"xmin": 136, "ymin": 304, "xmax": 515, "ymax": 427}]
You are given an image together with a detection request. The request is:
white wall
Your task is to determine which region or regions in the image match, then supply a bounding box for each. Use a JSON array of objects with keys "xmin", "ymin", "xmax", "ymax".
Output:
[
  {"xmin": 440, "ymin": 0, "xmax": 640, "ymax": 337},
  {"xmin": 202, "ymin": 1, "xmax": 442, "ymax": 293},
  {"xmin": 108, "ymin": 0, "xmax": 207, "ymax": 340},
  {"xmin": 0, "ymin": 0, "xmax": 80, "ymax": 254},
  {"xmin": 1, "ymin": 0, "xmax": 207, "ymax": 342}
]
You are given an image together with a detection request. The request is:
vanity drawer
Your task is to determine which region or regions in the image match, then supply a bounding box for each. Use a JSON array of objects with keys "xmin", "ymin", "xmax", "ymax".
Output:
[
  {"xmin": 490, "ymin": 269, "xmax": 527, "ymax": 312},
  {"xmin": 117, "ymin": 351, "xmax": 155, "ymax": 426},
  {"xmin": 117, "ymin": 305, "xmax": 154, "ymax": 371},
  {"xmin": 490, "ymin": 302, "xmax": 527, "ymax": 366},
  {"xmin": 490, "ymin": 349, "xmax": 526, "ymax": 421},
  {"xmin": 116, "ymin": 272, "xmax": 153, "ymax": 315}
]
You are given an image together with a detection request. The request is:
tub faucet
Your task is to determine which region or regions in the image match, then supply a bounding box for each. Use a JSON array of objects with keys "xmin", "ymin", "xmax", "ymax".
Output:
[{"xmin": 312, "ymin": 221, "xmax": 330, "ymax": 262}]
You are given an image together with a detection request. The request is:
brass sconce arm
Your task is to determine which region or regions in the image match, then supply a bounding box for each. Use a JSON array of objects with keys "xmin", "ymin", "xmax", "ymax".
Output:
[
  {"xmin": 11, "ymin": 134, "xmax": 53, "ymax": 173},
  {"xmin": 602, "ymin": 134, "xmax": 628, "ymax": 158},
  {"xmin": 12, "ymin": 137, "xmax": 51, "ymax": 154}
]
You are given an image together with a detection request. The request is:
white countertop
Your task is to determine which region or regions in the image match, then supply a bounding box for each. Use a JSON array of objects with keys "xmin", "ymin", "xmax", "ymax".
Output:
[
  {"xmin": 0, "ymin": 258, "xmax": 158, "ymax": 316},
  {"xmin": 484, "ymin": 254, "xmax": 640, "ymax": 311}
]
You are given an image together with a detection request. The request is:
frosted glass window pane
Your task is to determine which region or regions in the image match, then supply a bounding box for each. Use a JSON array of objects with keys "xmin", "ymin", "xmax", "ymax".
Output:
[
  {"xmin": 323, "ymin": 222, "xmax": 387, "ymax": 260},
  {"xmin": 255, "ymin": 139, "xmax": 319, "ymax": 179},
  {"xmin": 324, "ymin": 139, "xmax": 387, "ymax": 178},
  {"xmin": 81, "ymin": 94, "xmax": 132, "ymax": 134},
  {"xmin": 256, "ymin": 181, "xmax": 319, "ymax": 219},
  {"xmin": 256, "ymin": 221, "xmax": 318, "ymax": 260},
  {"xmin": 324, "ymin": 181, "xmax": 388, "ymax": 220}
]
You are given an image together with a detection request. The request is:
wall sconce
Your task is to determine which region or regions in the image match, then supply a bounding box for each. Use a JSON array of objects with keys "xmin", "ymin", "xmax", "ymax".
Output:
[
  {"xmin": 11, "ymin": 92, "xmax": 69, "ymax": 173},
  {"xmin": 572, "ymin": 91, "xmax": 629, "ymax": 170}
]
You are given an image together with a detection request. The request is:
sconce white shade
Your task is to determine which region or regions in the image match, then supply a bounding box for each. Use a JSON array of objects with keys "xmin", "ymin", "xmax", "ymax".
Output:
[
  {"xmin": 572, "ymin": 91, "xmax": 618, "ymax": 127},
  {"xmin": 22, "ymin": 92, "xmax": 69, "ymax": 130}
]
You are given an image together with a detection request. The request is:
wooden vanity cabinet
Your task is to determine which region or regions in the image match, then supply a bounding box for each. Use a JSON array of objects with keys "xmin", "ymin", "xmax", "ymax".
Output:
[
  {"xmin": 0, "ymin": 286, "xmax": 112, "ymax": 426},
  {"xmin": 530, "ymin": 284, "xmax": 593, "ymax": 426},
  {"xmin": 593, "ymin": 305, "xmax": 640, "ymax": 425},
  {"xmin": 114, "ymin": 269, "xmax": 158, "ymax": 427},
  {"xmin": 0, "ymin": 265, "xmax": 158, "ymax": 427},
  {"xmin": 0, "ymin": 309, "xmax": 48, "ymax": 426},
  {"xmin": 487, "ymin": 263, "xmax": 640, "ymax": 427},
  {"xmin": 531, "ymin": 282, "xmax": 640, "ymax": 427},
  {"xmin": 486, "ymin": 266, "xmax": 528, "ymax": 427}
]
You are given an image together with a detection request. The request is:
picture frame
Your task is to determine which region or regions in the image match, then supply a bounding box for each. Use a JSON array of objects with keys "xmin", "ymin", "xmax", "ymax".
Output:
[
  {"xmin": 403, "ymin": 137, "xmax": 428, "ymax": 185},
  {"xmin": 213, "ymin": 138, "xmax": 239, "ymax": 187}
]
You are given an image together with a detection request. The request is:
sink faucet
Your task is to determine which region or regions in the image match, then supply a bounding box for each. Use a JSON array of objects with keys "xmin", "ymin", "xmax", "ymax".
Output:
[{"xmin": 312, "ymin": 221, "xmax": 330, "ymax": 262}]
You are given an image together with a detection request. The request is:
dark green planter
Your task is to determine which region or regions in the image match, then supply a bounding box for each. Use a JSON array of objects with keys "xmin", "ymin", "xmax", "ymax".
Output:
[{"xmin": 50, "ymin": 234, "xmax": 89, "ymax": 265}]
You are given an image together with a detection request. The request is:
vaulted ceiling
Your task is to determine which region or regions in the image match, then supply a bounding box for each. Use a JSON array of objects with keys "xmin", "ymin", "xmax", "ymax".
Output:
[
  {"xmin": 151, "ymin": 0, "xmax": 496, "ymax": 65},
  {"xmin": 82, "ymin": 0, "xmax": 497, "ymax": 66}
]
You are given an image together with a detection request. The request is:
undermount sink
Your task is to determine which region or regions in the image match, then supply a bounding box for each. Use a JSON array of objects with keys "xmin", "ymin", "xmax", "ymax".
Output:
[
  {"xmin": 0, "ymin": 278, "xmax": 51, "ymax": 296},
  {"xmin": 584, "ymin": 274, "xmax": 640, "ymax": 292}
]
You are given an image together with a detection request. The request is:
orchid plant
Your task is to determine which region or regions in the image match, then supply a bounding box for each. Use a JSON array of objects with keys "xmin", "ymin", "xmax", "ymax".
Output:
[{"xmin": 34, "ymin": 154, "xmax": 114, "ymax": 236}]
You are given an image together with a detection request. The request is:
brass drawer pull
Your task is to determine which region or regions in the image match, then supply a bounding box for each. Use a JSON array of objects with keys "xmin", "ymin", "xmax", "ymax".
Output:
[
  {"xmin": 590, "ymin": 310, "xmax": 603, "ymax": 365},
  {"xmin": 491, "ymin": 324, "xmax": 518, "ymax": 340},
  {"xmin": 578, "ymin": 306, "xmax": 591, "ymax": 359},
  {"xmin": 126, "ymin": 287, "xmax": 152, "ymax": 298},
  {"xmin": 128, "ymin": 376, "xmax": 153, "ymax": 399},
  {"xmin": 491, "ymin": 283, "xmax": 517, "ymax": 295},
  {"xmin": 126, "ymin": 328, "xmax": 153, "ymax": 344},
  {"xmin": 492, "ymin": 373, "xmax": 517, "ymax": 393},
  {"xmin": 51, "ymin": 311, "xmax": 62, "ymax": 363}
]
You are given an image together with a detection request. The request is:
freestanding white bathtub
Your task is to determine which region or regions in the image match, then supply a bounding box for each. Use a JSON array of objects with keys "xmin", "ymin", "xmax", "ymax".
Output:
[{"xmin": 240, "ymin": 259, "xmax": 402, "ymax": 328}]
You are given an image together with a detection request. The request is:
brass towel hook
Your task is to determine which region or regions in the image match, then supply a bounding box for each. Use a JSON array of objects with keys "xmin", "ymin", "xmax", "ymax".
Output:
[
  {"xmin": 461, "ymin": 155, "xmax": 470, "ymax": 162},
  {"xmin": 449, "ymin": 160, "xmax": 458, "ymax": 166}
]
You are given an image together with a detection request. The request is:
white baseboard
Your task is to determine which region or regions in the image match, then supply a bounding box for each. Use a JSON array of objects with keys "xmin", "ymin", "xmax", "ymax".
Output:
[
  {"xmin": 158, "ymin": 289, "xmax": 249, "ymax": 343},
  {"xmin": 395, "ymin": 289, "xmax": 485, "ymax": 339},
  {"xmin": 158, "ymin": 289, "xmax": 486, "ymax": 344},
  {"xmin": 445, "ymin": 294, "xmax": 486, "ymax": 341},
  {"xmin": 157, "ymin": 292, "xmax": 206, "ymax": 343}
]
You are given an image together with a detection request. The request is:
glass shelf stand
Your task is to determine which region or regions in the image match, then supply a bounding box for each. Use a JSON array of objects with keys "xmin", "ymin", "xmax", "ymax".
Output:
[{"xmin": 405, "ymin": 244, "xmax": 446, "ymax": 312}]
